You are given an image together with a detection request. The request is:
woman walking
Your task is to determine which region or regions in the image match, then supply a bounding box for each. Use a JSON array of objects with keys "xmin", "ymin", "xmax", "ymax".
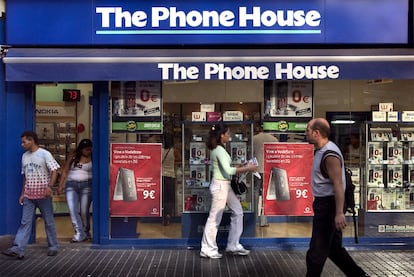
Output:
[
  {"xmin": 58, "ymin": 139, "xmax": 93, "ymax": 242},
  {"xmin": 200, "ymin": 124, "xmax": 258, "ymax": 259}
]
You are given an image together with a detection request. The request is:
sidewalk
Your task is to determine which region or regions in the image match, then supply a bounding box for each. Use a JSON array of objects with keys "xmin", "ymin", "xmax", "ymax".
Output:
[{"xmin": 1, "ymin": 241, "xmax": 413, "ymax": 277}]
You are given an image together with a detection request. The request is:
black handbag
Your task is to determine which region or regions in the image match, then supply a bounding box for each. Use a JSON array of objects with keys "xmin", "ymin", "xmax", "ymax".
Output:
[{"xmin": 231, "ymin": 174, "xmax": 248, "ymax": 195}]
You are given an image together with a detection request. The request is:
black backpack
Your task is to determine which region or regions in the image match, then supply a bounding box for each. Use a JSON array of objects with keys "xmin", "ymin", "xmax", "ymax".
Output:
[{"xmin": 320, "ymin": 150, "xmax": 358, "ymax": 243}]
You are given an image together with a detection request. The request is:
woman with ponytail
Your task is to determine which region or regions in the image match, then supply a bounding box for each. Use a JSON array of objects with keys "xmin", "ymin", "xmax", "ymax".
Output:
[{"xmin": 200, "ymin": 124, "xmax": 258, "ymax": 259}]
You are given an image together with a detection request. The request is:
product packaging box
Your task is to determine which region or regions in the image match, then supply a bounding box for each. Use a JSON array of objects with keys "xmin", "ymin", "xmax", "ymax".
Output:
[
  {"xmin": 230, "ymin": 142, "xmax": 247, "ymax": 164},
  {"xmin": 367, "ymin": 188, "xmax": 382, "ymax": 210},
  {"xmin": 367, "ymin": 165, "xmax": 384, "ymax": 187},
  {"xmin": 379, "ymin": 102, "xmax": 394, "ymax": 112},
  {"xmin": 386, "ymin": 142, "xmax": 403, "ymax": 164},
  {"xmin": 408, "ymin": 164, "xmax": 414, "ymax": 185},
  {"xmin": 387, "ymin": 111, "xmax": 400, "ymax": 122},
  {"xmin": 223, "ymin": 111, "xmax": 243, "ymax": 121},
  {"xmin": 410, "ymin": 142, "xmax": 414, "ymax": 162},
  {"xmin": 400, "ymin": 127, "xmax": 414, "ymax": 141},
  {"xmin": 370, "ymin": 127, "xmax": 392, "ymax": 141},
  {"xmin": 387, "ymin": 165, "xmax": 403, "ymax": 188},
  {"xmin": 368, "ymin": 142, "xmax": 384, "ymax": 164},
  {"xmin": 206, "ymin": 112, "xmax": 222, "ymax": 122},
  {"xmin": 402, "ymin": 111, "xmax": 414, "ymax": 122},
  {"xmin": 189, "ymin": 142, "xmax": 206, "ymax": 164},
  {"xmin": 189, "ymin": 164, "xmax": 206, "ymax": 186},
  {"xmin": 372, "ymin": 111, "xmax": 387, "ymax": 122},
  {"xmin": 191, "ymin": 112, "xmax": 206, "ymax": 122}
]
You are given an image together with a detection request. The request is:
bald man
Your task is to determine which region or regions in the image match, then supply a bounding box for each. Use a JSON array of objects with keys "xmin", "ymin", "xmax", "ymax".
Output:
[{"xmin": 305, "ymin": 118, "xmax": 368, "ymax": 277}]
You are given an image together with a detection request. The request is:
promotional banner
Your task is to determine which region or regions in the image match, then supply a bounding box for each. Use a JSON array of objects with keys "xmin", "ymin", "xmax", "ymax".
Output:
[
  {"xmin": 263, "ymin": 143, "xmax": 314, "ymax": 216},
  {"xmin": 110, "ymin": 143, "xmax": 162, "ymax": 217},
  {"xmin": 111, "ymin": 81, "xmax": 162, "ymax": 133},
  {"xmin": 264, "ymin": 80, "xmax": 313, "ymax": 118}
]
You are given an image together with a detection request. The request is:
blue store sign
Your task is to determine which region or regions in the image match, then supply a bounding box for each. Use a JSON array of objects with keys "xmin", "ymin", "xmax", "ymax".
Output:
[
  {"xmin": 4, "ymin": 48, "xmax": 414, "ymax": 81},
  {"xmin": 6, "ymin": 0, "xmax": 409, "ymax": 46}
]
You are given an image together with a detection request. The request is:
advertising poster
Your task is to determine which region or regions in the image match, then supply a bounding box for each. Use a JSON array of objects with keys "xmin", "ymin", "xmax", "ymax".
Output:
[
  {"xmin": 111, "ymin": 81, "xmax": 162, "ymax": 133},
  {"xmin": 263, "ymin": 143, "xmax": 314, "ymax": 216},
  {"xmin": 110, "ymin": 143, "xmax": 161, "ymax": 217},
  {"xmin": 264, "ymin": 80, "xmax": 313, "ymax": 118}
]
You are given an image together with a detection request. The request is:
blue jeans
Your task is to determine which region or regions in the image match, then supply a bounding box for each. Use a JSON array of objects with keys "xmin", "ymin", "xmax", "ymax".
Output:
[
  {"xmin": 10, "ymin": 197, "xmax": 58, "ymax": 256},
  {"xmin": 65, "ymin": 180, "xmax": 92, "ymax": 240}
]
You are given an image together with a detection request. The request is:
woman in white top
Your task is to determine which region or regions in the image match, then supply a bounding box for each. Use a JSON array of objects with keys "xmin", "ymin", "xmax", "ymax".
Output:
[{"xmin": 58, "ymin": 139, "xmax": 92, "ymax": 242}]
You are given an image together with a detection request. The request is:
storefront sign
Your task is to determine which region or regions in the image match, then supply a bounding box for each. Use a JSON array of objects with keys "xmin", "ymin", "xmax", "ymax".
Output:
[
  {"xmin": 110, "ymin": 143, "xmax": 161, "ymax": 217},
  {"xmin": 263, "ymin": 143, "xmax": 314, "ymax": 216},
  {"xmin": 158, "ymin": 63, "xmax": 339, "ymax": 81},
  {"xmin": 6, "ymin": 0, "xmax": 408, "ymax": 45},
  {"xmin": 6, "ymin": 48, "xmax": 414, "ymax": 81}
]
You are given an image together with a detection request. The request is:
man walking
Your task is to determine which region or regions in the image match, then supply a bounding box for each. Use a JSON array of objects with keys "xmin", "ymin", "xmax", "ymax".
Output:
[
  {"xmin": 253, "ymin": 124, "xmax": 278, "ymax": 227},
  {"xmin": 305, "ymin": 118, "xmax": 368, "ymax": 277},
  {"xmin": 2, "ymin": 131, "xmax": 60, "ymax": 259}
]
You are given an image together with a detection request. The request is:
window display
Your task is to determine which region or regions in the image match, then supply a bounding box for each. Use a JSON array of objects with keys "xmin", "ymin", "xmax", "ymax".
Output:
[
  {"xmin": 182, "ymin": 121, "xmax": 254, "ymax": 213},
  {"xmin": 363, "ymin": 122, "xmax": 414, "ymax": 212}
]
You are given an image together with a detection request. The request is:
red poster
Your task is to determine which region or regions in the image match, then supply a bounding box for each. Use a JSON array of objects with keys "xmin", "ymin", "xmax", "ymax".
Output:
[
  {"xmin": 263, "ymin": 143, "xmax": 314, "ymax": 216},
  {"xmin": 110, "ymin": 143, "xmax": 161, "ymax": 217}
]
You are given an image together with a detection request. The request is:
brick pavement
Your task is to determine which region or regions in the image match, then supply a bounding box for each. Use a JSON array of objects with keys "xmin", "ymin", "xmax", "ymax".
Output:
[{"xmin": 1, "ymin": 241, "xmax": 413, "ymax": 277}]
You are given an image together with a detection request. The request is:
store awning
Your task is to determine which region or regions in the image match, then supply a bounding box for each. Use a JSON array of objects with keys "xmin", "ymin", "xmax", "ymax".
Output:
[{"xmin": 3, "ymin": 48, "xmax": 414, "ymax": 82}]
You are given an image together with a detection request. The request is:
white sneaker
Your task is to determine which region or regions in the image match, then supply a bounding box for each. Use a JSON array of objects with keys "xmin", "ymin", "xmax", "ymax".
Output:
[
  {"xmin": 200, "ymin": 251, "xmax": 223, "ymax": 259},
  {"xmin": 225, "ymin": 248, "xmax": 250, "ymax": 256}
]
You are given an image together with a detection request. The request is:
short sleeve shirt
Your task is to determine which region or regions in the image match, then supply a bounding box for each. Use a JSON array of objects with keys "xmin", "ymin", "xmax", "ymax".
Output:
[{"xmin": 21, "ymin": 148, "xmax": 60, "ymax": 199}]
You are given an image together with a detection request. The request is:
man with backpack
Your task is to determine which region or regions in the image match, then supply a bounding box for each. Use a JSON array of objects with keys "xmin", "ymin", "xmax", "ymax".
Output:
[{"xmin": 304, "ymin": 118, "xmax": 368, "ymax": 277}]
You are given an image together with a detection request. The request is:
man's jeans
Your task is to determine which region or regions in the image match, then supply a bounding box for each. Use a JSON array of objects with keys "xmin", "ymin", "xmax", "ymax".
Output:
[
  {"xmin": 66, "ymin": 180, "xmax": 92, "ymax": 240},
  {"xmin": 10, "ymin": 197, "xmax": 58, "ymax": 256}
]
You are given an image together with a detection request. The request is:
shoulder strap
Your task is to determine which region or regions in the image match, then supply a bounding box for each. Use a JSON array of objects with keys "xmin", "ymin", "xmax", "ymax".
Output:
[
  {"xmin": 320, "ymin": 150, "xmax": 342, "ymax": 178},
  {"xmin": 162, "ymin": 148, "xmax": 171, "ymax": 164}
]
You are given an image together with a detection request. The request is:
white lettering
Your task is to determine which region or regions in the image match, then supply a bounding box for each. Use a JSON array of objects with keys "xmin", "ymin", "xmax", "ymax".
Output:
[
  {"xmin": 96, "ymin": 7, "xmax": 115, "ymax": 28},
  {"xmin": 97, "ymin": 6, "xmax": 321, "ymax": 29},
  {"xmin": 239, "ymin": 7, "xmax": 321, "ymax": 27},
  {"xmin": 158, "ymin": 63, "xmax": 199, "ymax": 80},
  {"xmin": 152, "ymin": 7, "xmax": 170, "ymax": 27},
  {"xmin": 275, "ymin": 63, "xmax": 339, "ymax": 80},
  {"xmin": 152, "ymin": 7, "xmax": 235, "ymax": 28},
  {"xmin": 204, "ymin": 63, "xmax": 269, "ymax": 80}
]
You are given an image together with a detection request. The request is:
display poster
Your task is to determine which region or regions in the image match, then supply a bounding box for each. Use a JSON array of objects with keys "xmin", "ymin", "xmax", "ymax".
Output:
[
  {"xmin": 263, "ymin": 143, "xmax": 314, "ymax": 216},
  {"xmin": 110, "ymin": 143, "xmax": 161, "ymax": 217},
  {"xmin": 111, "ymin": 81, "xmax": 162, "ymax": 133},
  {"xmin": 264, "ymin": 81, "xmax": 313, "ymax": 118}
]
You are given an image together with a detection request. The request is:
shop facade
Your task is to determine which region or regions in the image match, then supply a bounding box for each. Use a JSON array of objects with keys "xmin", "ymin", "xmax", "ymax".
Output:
[{"xmin": 1, "ymin": 0, "xmax": 414, "ymax": 248}]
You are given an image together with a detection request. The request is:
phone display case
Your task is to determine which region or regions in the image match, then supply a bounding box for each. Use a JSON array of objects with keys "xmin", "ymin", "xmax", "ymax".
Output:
[
  {"xmin": 363, "ymin": 122, "xmax": 414, "ymax": 212},
  {"xmin": 182, "ymin": 121, "xmax": 254, "ymax": 213}
]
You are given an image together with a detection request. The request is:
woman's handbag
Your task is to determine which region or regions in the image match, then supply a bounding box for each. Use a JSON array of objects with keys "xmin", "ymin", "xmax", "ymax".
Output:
[{"xmin": 231, "ymin": 174, "xmax": 248, "ymax": 195}]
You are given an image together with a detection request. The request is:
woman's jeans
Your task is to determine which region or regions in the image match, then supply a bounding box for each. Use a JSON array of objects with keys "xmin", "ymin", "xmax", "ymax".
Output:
[{"xmin": 66, "ymin": 180, "xmax": 92, "ymax": 241}]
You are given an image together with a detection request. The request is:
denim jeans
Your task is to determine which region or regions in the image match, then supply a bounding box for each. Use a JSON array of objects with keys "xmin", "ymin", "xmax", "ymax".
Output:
[
  {"xmin": 65, "ymin": 180, "xmax": 92, "ymax": 241},
  {"xmin": 10, "ymin": 197, "xmax": 58, "ymax": 256}
]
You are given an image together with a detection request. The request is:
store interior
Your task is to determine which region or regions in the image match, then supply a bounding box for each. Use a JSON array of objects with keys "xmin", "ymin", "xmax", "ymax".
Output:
[{"xmin": 34, "ymin": 79, "xmax": 414, "ymax": 242}]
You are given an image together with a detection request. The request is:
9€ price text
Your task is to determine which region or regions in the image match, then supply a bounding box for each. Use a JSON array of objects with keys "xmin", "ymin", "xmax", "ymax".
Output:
[{"xmin": 142, "ymin": 189, "xmax": 156, "ymax": 199}]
